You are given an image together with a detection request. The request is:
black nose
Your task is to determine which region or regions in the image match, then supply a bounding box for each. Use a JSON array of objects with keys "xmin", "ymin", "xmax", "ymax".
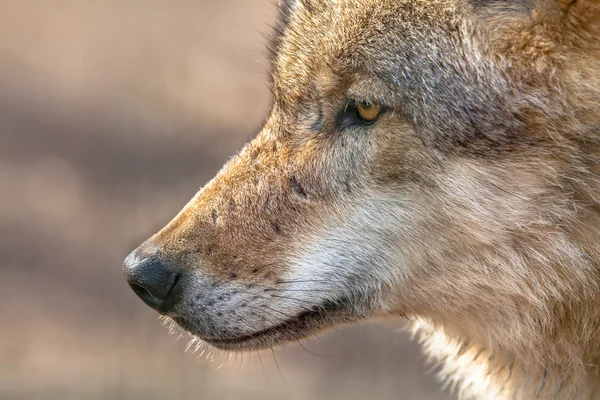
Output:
[{"xmin": 123, "ymin": 249, "xmax": 181, "ymax": 313}]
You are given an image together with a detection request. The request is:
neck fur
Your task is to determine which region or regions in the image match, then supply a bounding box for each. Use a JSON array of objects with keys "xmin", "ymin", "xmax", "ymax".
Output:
[
  {"xmin": 406, "ymin": 139, "xmax": 600, "ymax": 399},
  {"xmin": 413, "ymin": 299, "xmax": 600, "ymax": 399}
]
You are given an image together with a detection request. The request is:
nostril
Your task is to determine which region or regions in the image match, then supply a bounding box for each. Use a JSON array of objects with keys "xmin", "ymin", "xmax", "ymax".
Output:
[
  {"xmin": 129, "ymin": 282, "xmax": 156, "ymax": 302},
  {"xmin": 123, "ymin": 249, "xmax": 182, "ymax": 313},
  {"xmin": 130, "ymin": 282, "xmax": 150, "ymax": 297}
]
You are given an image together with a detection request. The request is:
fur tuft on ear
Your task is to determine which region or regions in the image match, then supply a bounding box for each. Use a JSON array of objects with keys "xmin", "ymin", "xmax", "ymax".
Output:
[
  {"xmin": 281, "ymin": 0, "xmax": 313, "ymax": 13},
  {"xmin": 558, "ymin": 0, "xmax": 600, "ymax": 48}
]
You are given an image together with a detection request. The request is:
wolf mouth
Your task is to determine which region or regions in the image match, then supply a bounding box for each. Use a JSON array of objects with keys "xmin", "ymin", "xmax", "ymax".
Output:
[{"xmin": 185, "ymin": 298, "xmax": 356, "ymax": 350}]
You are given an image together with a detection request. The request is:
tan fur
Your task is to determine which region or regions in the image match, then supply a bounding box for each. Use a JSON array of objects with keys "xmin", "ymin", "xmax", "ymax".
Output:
[{"xmin": 127, "ymin": 0, "xmax": 600, "ymax": 398}]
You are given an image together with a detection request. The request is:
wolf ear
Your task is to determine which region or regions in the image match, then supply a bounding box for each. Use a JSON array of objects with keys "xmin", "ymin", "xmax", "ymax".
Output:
[
  {"xmin": 277, "ymin": 0, "xmax": 313, "ymax": 26},
  {"xmin": 555, "ymin": 0, "xmax": 600, "ymax": 47},
  {"xmin": 271, "ymin": 0, "xmax": 315, "ymax": 60},
  {"xmin": 282, "ymin": 0, "xmax": 316, "ymax": 12}
]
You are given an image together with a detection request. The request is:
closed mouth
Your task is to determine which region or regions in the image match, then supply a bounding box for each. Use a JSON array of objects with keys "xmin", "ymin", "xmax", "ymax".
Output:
[{"xmin": 195, "ymin": 298, "xmax": 356, "ymax": 350}]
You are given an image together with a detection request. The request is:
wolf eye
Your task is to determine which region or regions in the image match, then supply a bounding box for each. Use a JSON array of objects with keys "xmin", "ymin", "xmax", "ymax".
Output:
[
  {"xmin": 337, "ymin": 99, "xmax": 384, "ymax": 129},
  {"xmin": 357, "ymin": 101, "xmax": 382, "ymax": 122}
]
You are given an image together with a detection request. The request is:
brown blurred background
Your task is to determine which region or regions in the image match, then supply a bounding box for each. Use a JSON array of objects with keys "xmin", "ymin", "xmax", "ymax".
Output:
[{"xmin": 0, "ymin": 1, "xmax": 452, "ymax": 399}]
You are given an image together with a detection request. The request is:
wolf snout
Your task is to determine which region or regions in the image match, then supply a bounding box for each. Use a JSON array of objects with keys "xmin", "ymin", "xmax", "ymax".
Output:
[{"xmin": 123, "ymin": 248, "xmax": 182, "ymax": 313}]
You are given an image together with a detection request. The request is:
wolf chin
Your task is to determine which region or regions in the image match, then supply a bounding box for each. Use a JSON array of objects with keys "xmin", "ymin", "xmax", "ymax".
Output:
[{"xmin": 123, "ymin": 0, "xmax": 600, "ymax": 398}]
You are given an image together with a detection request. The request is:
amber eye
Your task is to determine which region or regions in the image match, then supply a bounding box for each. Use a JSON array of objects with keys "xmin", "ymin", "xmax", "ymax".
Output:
[
  {"xmin": 337, "ymin": 99, "xmax": 384, "ymax": 129},
  {"xmin": 357, "ymin": 101, "xmax": 382, "ymax": 122}
]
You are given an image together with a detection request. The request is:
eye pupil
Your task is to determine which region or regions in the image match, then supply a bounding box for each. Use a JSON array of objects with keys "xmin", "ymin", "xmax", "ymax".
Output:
[{"xmin": 357, "ymin": 101, "xmax": 382, "ymax": 122}]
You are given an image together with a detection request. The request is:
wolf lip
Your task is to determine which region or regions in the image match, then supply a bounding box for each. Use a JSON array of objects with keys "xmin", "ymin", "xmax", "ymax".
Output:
[{"xmin": 189, "ymin": 298, "xmax": 356, "ymax": 350}]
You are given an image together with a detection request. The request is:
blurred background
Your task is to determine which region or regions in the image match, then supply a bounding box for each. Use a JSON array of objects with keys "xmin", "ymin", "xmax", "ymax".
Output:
[{"xmin": 0, "ymin": 1, "xmax": 452, "ymax": 399}]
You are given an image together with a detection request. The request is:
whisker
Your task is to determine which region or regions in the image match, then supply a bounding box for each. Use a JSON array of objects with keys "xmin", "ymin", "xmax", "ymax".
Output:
[
  {"xmin": 232, "ymin": 351, "xmax": 238, "ymax": 370},
  {"xmin": 264, "ymin": 288, "xmax": 331, "ymax": 293},
  {"xmin": 265, "ymin": 294, "xmax": 315, "ymax": 305},
  {"xmin": 296, "ymin": 339, "xmax": 339, "ymax": 358},
  {"xmin": 262, "ymin": 304, "xmax": 294, "ymax": 319},
  {"xmin": 237, "ymin": 315, "xmax": 256, "ymax": 331},
  {"xmin": 245, "ymin": 304, "xmax": 288, "ymax": 325},
  {"xmin": 237, "ymin": 351, "xmax": 243, "ymax": 371},
  {"xmin": 332, "ymin": 327, "xmax": 346, "ymax": 341},
  {"xmin": 276, "ymin": 279, "xmax": 345, "ymax": 284},
  {"xmin": 257, "ymin": 351, "xmax": 269, "ymax": 383},
  {"xmin": 271, "ymin": 348, "xmax": 286, "ymax": 385},
  {"xmin": 249, "ymin": 294, "xmax": 317, "ymax": 318},
  {"xmin": 250, "ymin": 262, "xmax": 279, "ymax": 274}
]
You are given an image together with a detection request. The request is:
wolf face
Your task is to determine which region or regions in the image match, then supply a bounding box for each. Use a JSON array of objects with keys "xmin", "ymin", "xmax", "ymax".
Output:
[{"xmin": 124, "ymin": 0, "xmax": 600, "ymax": 397}]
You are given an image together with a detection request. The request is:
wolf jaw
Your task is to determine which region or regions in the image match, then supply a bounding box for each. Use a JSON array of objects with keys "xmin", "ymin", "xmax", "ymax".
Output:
[{"xmin": 124, "ymin": 0, "xmax": 600, "ymax": 398}]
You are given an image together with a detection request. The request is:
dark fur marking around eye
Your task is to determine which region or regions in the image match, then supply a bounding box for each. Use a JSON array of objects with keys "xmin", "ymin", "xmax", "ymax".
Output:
[
  {"xmin": 212, "ymin": 209, "xmax": 218, "ymax": 224},
  {"xmin": 230, "ymin": 273, "xmax": 238, "ymax": 279},
  {"xmin": 310, "ymin": 120, "xmax": 324, "ymax": 132},
  {"xmin": 309, "ymin": 108, "xmax": 324, "ymax": 132},
  {"xmin": 290, "ymin": 176, "xmax": 308, "ymax": 199}
]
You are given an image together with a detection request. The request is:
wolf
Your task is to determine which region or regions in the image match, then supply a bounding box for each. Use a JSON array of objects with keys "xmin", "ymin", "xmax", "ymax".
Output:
[{"xmin": 123, "ymin": 0, "xmax": 600, "ymax": 398}]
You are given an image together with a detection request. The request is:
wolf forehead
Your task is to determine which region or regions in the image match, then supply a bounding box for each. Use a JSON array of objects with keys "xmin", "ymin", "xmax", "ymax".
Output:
[
  {"xmin": 268, "ymin": 0, "xmax": 548, "ymax": 153},
  {"xmin": 271, "ymin": 0, "xmax": 468, "ymax": 97}
]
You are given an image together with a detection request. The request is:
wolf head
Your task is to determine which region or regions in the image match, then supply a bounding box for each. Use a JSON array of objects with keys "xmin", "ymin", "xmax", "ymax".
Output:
[{"xmin": 123, "ymin": 0, "xmax": 600, "ymax": 361}]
